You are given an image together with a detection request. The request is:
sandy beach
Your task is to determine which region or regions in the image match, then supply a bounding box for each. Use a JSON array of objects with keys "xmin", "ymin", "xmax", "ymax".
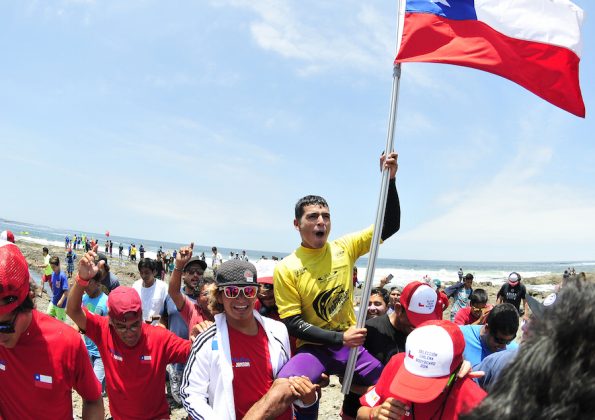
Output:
[{"xmin": 16, "ymin": 239, "xmax": 593, "ymax": 419}]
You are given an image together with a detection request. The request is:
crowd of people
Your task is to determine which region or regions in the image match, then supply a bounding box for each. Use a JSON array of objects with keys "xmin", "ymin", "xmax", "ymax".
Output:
[{"xmin": 1, "ymin": 152, "xmax": 594, "ymax": 419}]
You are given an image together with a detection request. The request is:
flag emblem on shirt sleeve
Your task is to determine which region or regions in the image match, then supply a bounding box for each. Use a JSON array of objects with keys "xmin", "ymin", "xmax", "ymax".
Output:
[
  {"xmin": 34, "ymin": 374, "xmax": 53, "ymax": 389},
  {"xmin": 110, "ymin": 349, "xmax": 123, "ymax": 362},
  {"xmin": 0, "ymin": 360, "xmax": 6, "ymax": 371},
  {"xmin": 364, "ymin": 387, "xmax": 381, "ymax": 406},
  {"xmin": 140, "ymin": 355, "xmax": 152, "ymax": 363}
]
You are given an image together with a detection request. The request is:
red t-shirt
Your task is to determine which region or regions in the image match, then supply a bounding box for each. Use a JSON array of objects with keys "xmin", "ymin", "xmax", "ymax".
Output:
[
  {"xmin": 0, "ymin": 311, "xmax": 101, "ymax": 419},
  {"xmin": 453, "ymin": 305, "xmax": 493, "ymax": 326},
  {"xmin": 180, "ymin": 294, "xmax": 208, "ymax": 329},
  {"xmin": 84, "ymin": 310, "xmax": 190, "ymax": 419},
  {"xmin": 228, "ymin": 323, "xmax": 292, "ymax": 420},
  {"xmin": 360, "ymin": 353, "xmax": 486, "ymax": 420}
]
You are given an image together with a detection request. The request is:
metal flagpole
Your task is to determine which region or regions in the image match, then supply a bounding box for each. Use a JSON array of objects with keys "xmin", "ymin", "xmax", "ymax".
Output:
[{"xmin": 340, "ymin": 0, "xmax": 406, "ymax": 395}]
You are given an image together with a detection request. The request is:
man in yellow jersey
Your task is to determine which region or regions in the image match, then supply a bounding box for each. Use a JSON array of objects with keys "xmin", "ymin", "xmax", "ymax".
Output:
[{"xmin": 274, "ymin": 153, "xmax": 401, "ymax": 416}]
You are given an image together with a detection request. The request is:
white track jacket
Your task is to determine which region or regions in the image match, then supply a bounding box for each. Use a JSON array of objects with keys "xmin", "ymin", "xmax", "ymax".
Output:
[{"xmin": 180, "ymin": 310, "xmax": 291, "ymax": 420}]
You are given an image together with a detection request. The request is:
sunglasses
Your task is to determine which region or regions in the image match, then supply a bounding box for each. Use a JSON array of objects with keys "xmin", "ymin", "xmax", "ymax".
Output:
[
  {"xmin": 0, "ymin": 311, "xmax": 18, "ymax": 334},
  {"xmin": 491, "ymin": 332, "xmax": 516, "ymax": 345},
  {"xmin": 186, "ymin": 269, "xmax": 204, "ymax": 276},
  {"xmin": 220, "ymin": 285, "xmax": 258, "ymax": 299}
]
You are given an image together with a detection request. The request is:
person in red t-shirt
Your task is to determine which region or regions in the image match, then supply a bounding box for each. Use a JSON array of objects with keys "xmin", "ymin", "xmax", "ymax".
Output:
[
  {"xmin": 454, "ymin": 289, "xmax": 493, "ymax": 326},
  {"xmin": 0, "ymin": 241, "xmax": 104, "ymax": 419},
  {"xmin": 358, "ymin": 320, "xmax": 486, "ymax": 420},
  {"xmin": 67, "ymin": 247, "xmax": 192, "ymax": 420},
  {"xmin": 179, "ymin": 256, "xmax": 319, "ymax": 419}
]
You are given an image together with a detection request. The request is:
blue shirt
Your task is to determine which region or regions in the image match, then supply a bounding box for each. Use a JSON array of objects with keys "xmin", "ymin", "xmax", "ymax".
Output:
[
  {"xmin": 459, "ymin": 325, "xmax": 518, "ymax": 368},
  {"xmin": 476, "ymin": 347, "xmax": 519, "ymax": 391},
  {"xmin": 82, "ymin": 292, "xmax": 109, "ymax": 357},
  {"xmin": 50, "ymin": 272, "xmax": 69, "ymax": 307}
]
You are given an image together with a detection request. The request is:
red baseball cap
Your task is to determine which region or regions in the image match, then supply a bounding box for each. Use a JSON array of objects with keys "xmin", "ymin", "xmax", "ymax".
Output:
[
  {"xmin": 0, "ymin": 241, "xmax": 30, "ymax": 315},
  {"xmin": 107, "ymin": 286, "xmax": 142, "ymax": 321},
  {"xmin": 399, "ymin": 281, "xmax": 440, "ymax": 327},
  {"xmin": 0, "ymin": 230, "xmax": 15, "ymax": 244},
  {"xmin": 389, "ymin": 320, "xmax": 465, "ymax": 403}
]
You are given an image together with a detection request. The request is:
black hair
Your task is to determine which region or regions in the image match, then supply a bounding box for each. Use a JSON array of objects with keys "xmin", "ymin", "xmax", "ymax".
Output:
[
  {"xmin": 49, "ymin": 256, "xmax": 60, "ymax": 266},
  {"xmin": 199, "ymin": 277, "xmax": 215, "ymax": 291},
  {"xmin": 464, "ymin": 273, "xmax": 474, "ymax": 280},
  {"xmin": 470, "ymin": 288, "xmax": 488, "ymax": 306},
  {"xmin": 486, "ymin": 303, "xmax": 519, "ymax": 336},
  {"xmin": 16, "ymin": 295, "xmax": 34, "ymax": 313},
  {"xmin": 137, "ymin": 258, "xmax": 155, "ymax": 272},
  {"xmin": 42, "ymin": 247, "xmax": 49, "ymax": 254},
  {"xmin": 461, "ymin": 278, "xmax": 595, "ymax": 419},
  {"xmin": 370, "ymin": 287, "xmax": 389, "ymax": 305},
  {"xmin": 294, "ymin": 195, "xmax": 329, "ymax": 220}
]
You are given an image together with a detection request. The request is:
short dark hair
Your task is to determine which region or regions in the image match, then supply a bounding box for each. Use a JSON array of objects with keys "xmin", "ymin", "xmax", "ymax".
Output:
[
  {"xmin": 294, "ymin": 195, "xmax": 329, "ymax": 220},
  {"xmin": 42, "ymin": 247, "xmax": 49, "ymax": 254},
  {"xmin": 470, "ymin": 289, "xmax": 488, "ymax": 306},
  {"xmin": 49, "ymin": 256, "xmax": 60, "ymax": 266},
  {"xmin": 370, "ymin": 287, "xmax": 389, "ymax": 305},
  {"xmin": 486, "ymin": 303, "xmax": 519, "ymax": 336},
  {"xmin": 137, "ymin": 258, "xmax": 155, "ymax": 272},
  {"xmin": 199, "ymin": 277, "xmax": 215, "ymax": 292},
  {"xmin": 464, "ymin": 273, "xmax": 474, "ymax": 281}
]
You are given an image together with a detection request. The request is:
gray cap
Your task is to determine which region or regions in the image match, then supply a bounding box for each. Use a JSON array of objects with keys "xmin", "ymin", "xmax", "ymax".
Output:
[
  {"xmin": 526, "ymin": 293, "xmax": 557, "ymax": 319},
  {"xmin": 183, "ymin": 257, "xmax": 207, "ymax": 272},
  {"xmin": 216, "ymin": 260, "xmax": 257, "ymax": 286}
]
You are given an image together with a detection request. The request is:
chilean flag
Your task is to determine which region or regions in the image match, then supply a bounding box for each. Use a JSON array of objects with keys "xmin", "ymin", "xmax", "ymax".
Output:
[
  {"xmin": 34, "ymin": 374, "xmax": 53, "ymax": 390},
  {"xmin": 395, "ymin": 0, "xmax": 585, "ymax": 117}
]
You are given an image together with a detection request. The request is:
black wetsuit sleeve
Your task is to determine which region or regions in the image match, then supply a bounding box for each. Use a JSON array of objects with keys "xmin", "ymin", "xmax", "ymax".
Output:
[
  {"xmin": 283, "ymin": 315, "xmax": 344, "ymax": 346},
  {"xmin": 381, "ymin": 178, "xmax": 401, "ymax": 241}
]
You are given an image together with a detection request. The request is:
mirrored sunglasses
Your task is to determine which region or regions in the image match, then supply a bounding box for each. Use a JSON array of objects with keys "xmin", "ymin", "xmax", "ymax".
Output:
[{"xmin": 221, "ymin": 285, "xmax": 258, "ymax": 299}]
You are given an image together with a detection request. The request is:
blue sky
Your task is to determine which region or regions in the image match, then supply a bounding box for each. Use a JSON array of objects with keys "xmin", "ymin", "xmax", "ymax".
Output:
[{"xmin": 1, "ymin": 0, "xmax": 593, "ymax": 262}]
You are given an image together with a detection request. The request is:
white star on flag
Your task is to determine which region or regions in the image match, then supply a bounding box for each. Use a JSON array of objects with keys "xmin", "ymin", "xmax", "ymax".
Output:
[{"xmin": 432, "ymin": 0, "xmax": 451, "ymax": 6}]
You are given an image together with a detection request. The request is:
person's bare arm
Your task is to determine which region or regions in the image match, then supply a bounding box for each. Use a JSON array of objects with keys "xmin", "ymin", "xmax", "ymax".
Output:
[
  {"xmin": 169, "ymin": 243, "xmax": 194, "ymax": 311},
  {"xmin": 66, "ymin": 248, "xmax": 100, "ymax": 332},
  {"xmin": 244, "ymin": 377, "xmax": 318, "ymax": 420}
]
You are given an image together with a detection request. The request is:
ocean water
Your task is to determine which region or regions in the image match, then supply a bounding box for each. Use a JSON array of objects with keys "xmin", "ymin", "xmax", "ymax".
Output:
[{"xmin": 3, "ymin": 218, "xmax": 592, "ymax": 291}]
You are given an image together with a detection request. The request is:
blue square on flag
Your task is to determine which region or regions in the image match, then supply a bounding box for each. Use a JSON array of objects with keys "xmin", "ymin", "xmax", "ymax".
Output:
[{"xmin": 407, "ymin": 0, "xmax": 477, "ymax": 20}]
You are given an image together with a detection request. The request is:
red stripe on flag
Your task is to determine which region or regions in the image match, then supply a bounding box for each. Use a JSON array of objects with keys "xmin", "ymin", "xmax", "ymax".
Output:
[{"xmin": 395, "ymin": 13, "xmax": 585, "ymax": 117}]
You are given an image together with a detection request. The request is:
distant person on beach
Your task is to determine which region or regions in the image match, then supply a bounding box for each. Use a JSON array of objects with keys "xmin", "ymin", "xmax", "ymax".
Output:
[
  {"xmin": 454, "ymin": 289, "xmax": 492, "ymax": 326},
  {"xmin": 461, "ymin": 277, "xmax": 595, "ymax": 419},
  {"xmin": 94, "ymin": 252, "xmax": 120, "ymax": 294},
  {"xmin": 130, "ymin": 244, "xmax": 137, "ymax": 261},
  {"xmin": 241, "ymin": 250, "xmax": 248, "ymax": 261},
  {"xmin": 133, "ymin": 258, "xmax": 168, "ymax": 326},
  {"xmin": 65, "ymin": 235, "xmax": 70, "ymax": 249},
  {"xmin": 47, "ymin": 256, "xmax": 69, "ymax": 321},
  {"xmin": 459, "ymin": 303, "xmax": 519, "ymax": 368},
  {"xmin": 164, "ymin": 248, "xmax": 216, "ymax": 405},
  {"xmin": 180, "ymin": 259, "xmax": 319, "ymax": 419},
  {"xmin": 458, "ymin": 267, "xmax": 464, "ymax": 281},
  {"xmin": 211, "ymin": 246, "xmax": 223, "ymax": 271},
  {"xmin": 38, "ymin": 246, "xmax": 52, "ymax": 296},
  {"xmin": 357, "ymin": 320, "xmax": 486, "ymax": 420},
  {"xmin": 273, "ymin": 152, "xmax": 400, "ymax": 417},
  {"xmin": 0, "ymin": 241, "xmax": 104, "ymax": 419},
  {"xmin": 65, "ymin": 247, "xmax": 77, "ymax": 279},
  {"xmin": 154, "ymin": 254, "xmax": 165, "ymax": 280},
  {"xmin": 497, "ymin": 272, "xmax": 528, "ymax": 318},
  {"xmin": 446, "ymin": 273, "xmax": 474, "ymax": 322},
  {"xmin": 434, "ymin": 279, "xmax": 450, "ymax": 315},
  {"xmin": 67, "ymin": 249, "xmax": 191, "ymax": 420},
  {"xmin": 386, "ymin": 286, "xmax": 400, "ymax": 314},
  {"xmin": 109, "ymin": 240, "xmax": 113, "ymax": 257},
  {"xmin": 118, "ymin": 243, "xmax": 124, "ymax": 259},
  {"xmin": 139, "ymin": 244, "xmax": 145, "ymax": 259}
]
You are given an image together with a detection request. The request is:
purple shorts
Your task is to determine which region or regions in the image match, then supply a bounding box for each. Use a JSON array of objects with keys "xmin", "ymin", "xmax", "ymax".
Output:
[{"xmin": 277, "ymin": 344, "xmax": 383, "ymax": 386}]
